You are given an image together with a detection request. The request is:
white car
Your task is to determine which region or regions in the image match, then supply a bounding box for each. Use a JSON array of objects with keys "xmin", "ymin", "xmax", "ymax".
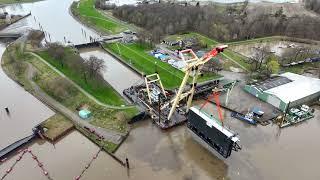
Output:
[{"xmin": 300, "ymin": 105, "xmax": 310, "ymax": 112}]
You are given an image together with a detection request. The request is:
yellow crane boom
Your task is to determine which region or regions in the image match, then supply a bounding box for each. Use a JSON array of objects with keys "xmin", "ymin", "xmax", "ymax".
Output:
[{"xmin": 167, "ymin": 45, "xmax": 228, "ymax": 120}]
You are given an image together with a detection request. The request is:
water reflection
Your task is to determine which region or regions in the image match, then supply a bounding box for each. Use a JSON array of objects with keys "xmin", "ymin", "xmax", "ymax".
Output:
[
  {"xmin": 1, "ymin": 0, "xmax": 100, "ymax": 45},
  {"xmin": 0, "ymin": 43, "xmax": 54, "ymax": 150}
]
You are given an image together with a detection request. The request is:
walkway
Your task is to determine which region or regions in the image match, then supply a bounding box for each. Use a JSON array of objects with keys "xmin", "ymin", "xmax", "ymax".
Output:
[
  {"xmin": 25, "ymin": 63, "xmax": 125, "ymax": 144},
  {"xmin": 27, "ymin": 52, "xmax": 134, "ymax": 110}
]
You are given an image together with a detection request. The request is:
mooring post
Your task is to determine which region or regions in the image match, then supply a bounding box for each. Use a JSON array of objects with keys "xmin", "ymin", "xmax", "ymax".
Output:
[
  {"xmin": 126, "ymin": 158, "xmax": 130, "ymax": 169},
  {"xmin": 5, "ymin": 107, "xmax": 9, "ymax": 114}
]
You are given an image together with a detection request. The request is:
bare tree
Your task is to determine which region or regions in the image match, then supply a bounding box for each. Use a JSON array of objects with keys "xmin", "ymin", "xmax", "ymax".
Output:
[
  {"xmin": 86, "ymin": 56, "xmax": 106, "ymax": 78},
  {"xmin": 48, "ymin": 43, "xmax": 65, "ymax": 67},
  {"xmin": 249, "ymin": 47, "xmax": 269, "ymax": 71},
  {"xmin": 46, "ymin": 77, "xmax": 76, "ymax": 101},
  {"xmin": 28, "ymin": 30, "xmax": 44, "ymax": 48},
  {"xmin": 113, "ymin": 3, "xmax": 320, "ymax": 43}
]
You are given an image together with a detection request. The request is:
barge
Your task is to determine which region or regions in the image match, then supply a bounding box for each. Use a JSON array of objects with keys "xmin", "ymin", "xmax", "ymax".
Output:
[{"xmin": 123, "ymin": 79, "xmax": 220, "ymax": 129}]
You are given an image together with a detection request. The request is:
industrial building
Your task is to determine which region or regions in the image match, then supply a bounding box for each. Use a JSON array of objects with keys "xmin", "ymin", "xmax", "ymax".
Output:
[{"xmin": 244, "ymin": 72, "xmax": 320, "ymax": 112}]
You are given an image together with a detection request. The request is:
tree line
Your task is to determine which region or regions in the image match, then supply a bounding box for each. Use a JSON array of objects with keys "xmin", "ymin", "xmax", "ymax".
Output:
[
  {"xmin": 305, "ymin": 0, "xmax": 320, "ymax": 14},
  {"xmin": 47, "ymin": 43, "xmax": 106, "ymax": 87},
  {"xmin": 112, "ymin": 3, "xmax": 320, "ymax": 43}
]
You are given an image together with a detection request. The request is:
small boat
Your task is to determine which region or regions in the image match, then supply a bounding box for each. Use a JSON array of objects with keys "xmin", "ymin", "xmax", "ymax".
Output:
[{"xmin": 231, "ymin": 112, "xmax": 257, "ymax": 125}]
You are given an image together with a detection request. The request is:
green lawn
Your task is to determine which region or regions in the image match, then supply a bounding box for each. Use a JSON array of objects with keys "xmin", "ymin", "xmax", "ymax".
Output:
[
  {"xmin": 71, "ymin": 0, "xmax": 125, "ymax": 34},
  {"xmin": 36, "ymin": 49, "xmax": 125, "ymax": 106},
  {"xmin": 42, "ymin": 113, "xmax": 74, "ymax": 141},
  {"xmin": 29, "ymin": 52, "xmax": 137, "ymax": 133},
  {"xmin": 104, "ymin": 42, "xmax": 220, "ymax": 89},
  {"xmin": 226, "ymin": 36, "xmax": 279, "ymax": 46}
]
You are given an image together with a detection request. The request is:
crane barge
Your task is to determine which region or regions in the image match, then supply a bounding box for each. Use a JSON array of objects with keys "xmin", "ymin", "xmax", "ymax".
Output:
[{"xmin": 124, "ymin": 45, "xmax": 240, "ymax": 158}]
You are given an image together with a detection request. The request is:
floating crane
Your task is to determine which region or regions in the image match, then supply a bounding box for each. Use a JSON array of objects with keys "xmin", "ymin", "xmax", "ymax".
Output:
[{"xmin": 167, "ymin": 45, "xmax": 228, "ymax": 121}]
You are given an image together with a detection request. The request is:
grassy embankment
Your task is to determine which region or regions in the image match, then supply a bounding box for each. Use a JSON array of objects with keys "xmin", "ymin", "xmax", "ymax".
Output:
[
  {"xmin": 41, "ymin": 114, "xmax": 74, "ymax": 141},
  {"xmin": 71, "ymin": 0, "xmax": 125, "ymax": 34},
  {"xmin": 33, "ymin": 49, "xmax": 138, "ymax": 130},
  {"xmin": 1, "ymin": 45, "xmax": 137, "ymax": 152},
  {"xmin": 36, "ymin": 48, "xmax": 124, "ymax": 106},
  {"xmin": 104, "ymin": 42, "xmax": 221, "ymax": 89}
]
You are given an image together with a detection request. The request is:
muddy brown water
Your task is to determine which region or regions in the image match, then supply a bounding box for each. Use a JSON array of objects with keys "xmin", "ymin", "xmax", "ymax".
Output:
[
  {"xmin": 1, "ymin": 107, "xmax": 320, "ymax": 180},
  {"xmin": 0, "ymin": 43, "xmax": 54, "ymax": 150},
  {"xmin": 0, "ymin": 0, "xmax": 99, "ymax": 45}
]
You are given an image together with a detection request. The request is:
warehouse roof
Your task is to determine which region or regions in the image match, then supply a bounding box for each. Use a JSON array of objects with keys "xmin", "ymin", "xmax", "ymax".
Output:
[{"xmin": 265, "ymin": 72, "xmax": 320, "ymax": 103}]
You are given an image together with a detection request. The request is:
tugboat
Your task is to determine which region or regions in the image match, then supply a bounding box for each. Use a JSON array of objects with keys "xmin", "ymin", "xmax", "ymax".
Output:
[{"xmin": 231, "ymin": 112, "xmax": 257, "ymax": 125}]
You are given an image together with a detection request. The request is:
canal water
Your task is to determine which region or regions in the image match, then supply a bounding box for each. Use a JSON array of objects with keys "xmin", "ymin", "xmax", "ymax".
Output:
[
  {"xmin": 0, "ymin": 0, "xmax": 100, "ymax": 45},
  {"xmin": 0, "ymin": 43, "xmax": 54, "ymax": 150},
  {"xmin": 79, "ymin": 48, "xmax": 143, "ymax": 94},
  {"xmin": 1, "ymin": 108, "xmax": 320, "ymax": 180}
]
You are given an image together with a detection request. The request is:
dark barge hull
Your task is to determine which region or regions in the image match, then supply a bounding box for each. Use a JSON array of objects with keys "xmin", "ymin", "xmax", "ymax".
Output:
[{"xmin": 187, "ymin": 107, "xmax": 240, "ymax": 158}]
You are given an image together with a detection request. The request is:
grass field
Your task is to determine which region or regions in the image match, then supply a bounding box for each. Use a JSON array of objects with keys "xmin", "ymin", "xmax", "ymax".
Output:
[
  {"xmin": 71, "ymin": 0, "xmax": 125, "ymax": 34},
  {"xmin": 2, "ymin": 44, "xmax": 137, "ymax": 151},
  {"xmin": 28, "ymin": 52, "xmax": 137, "ymax": 133},
  {"xmin": 36, "ymin": 49, "xmax": 125, "ymax": 106},
  {"xmin": 41, "ymin": 113, "xmax": 74, "ymax": 141},
  {"xmin": 226, "ymin": 36, "xmax": 279, "ymax": 46},
  {"xmin": 104, "ymin": 42, "xmax": 220, "ymax": 89}
]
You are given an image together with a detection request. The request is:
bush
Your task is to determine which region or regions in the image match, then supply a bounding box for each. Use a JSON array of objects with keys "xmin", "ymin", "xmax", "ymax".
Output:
[{"xmin": 46, "ymin": 77, "xmax": 77, "ymax": 102}]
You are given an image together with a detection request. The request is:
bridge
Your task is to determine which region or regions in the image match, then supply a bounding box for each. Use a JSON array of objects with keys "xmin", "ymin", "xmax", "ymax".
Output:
[{"xmin": 73, "ymin": 34, "xmax": 124, "ymax": 49}]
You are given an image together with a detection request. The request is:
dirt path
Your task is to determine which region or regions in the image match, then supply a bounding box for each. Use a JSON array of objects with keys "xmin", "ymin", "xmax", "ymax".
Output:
[{"xmin": 25, "ymin": 63, "xmax": 125, "ymax": 144}]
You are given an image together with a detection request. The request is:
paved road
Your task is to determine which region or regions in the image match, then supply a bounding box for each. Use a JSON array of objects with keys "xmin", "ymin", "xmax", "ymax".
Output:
[
  {"xmin": 27, "ymin": 52, "xmax": 134, "ymax": 110},
  {"xmin": 25, "ymin": 63, "xmax": 125, "ymax": 144}
]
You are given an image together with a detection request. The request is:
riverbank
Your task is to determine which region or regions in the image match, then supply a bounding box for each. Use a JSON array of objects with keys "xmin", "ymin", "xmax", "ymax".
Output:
[
  {"xmin": 1, "ymin": 41, "xmax": 138, "ymax": 152},
  {"xmin": 41, "ymin": 113, "xmax": 74, "ymax": 142},
  {"xmin": 35, "ymin": 47, "xmax": 125, "ymax": 106},
  {"xmin": 104, "ymin": 42, "xmax": 221, "ymax": 89},
  {"xmin": 0, "ymin": 14, "xmax": 29, "ymax": 31},
  {"xmin": 70, "ymin": 0, "xmax": 125, "ymax": 35}
]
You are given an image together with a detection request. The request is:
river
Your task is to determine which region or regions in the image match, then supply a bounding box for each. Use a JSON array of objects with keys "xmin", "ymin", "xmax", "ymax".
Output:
[
  {"xmin": 1, "ymin": 108, "xmax": 320, "ymax": 180},
  {"xmin": 0, "ymin": 43, "xmax": 54, "ymax": 151},
  {"xmin": 0, "ymin": 0, "xmax": 100, "ymax": 45}
]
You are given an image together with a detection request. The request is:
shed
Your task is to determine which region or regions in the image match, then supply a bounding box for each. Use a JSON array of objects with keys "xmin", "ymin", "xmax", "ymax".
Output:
[{"xmin": 79, "ymin": 109, "xmax": 92, "ymax": 119}]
